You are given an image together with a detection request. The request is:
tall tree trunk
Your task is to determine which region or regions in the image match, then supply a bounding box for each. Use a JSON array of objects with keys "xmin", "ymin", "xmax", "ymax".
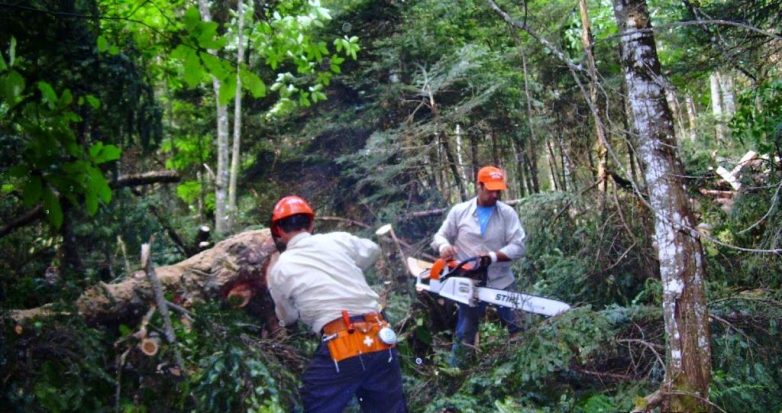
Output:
[
  {"xmin": 578, "ymin": 0, "xmax": 609, "ymax": 195},
  {"xmin": 469, "ymin": 132, "xmax": 479, "ymax": 180},
  {"xmin": 685, "ymin": 94, "xmax": 698, "ymax": 141},
  {"xmin": 612, "ymin": 1, "xmax": 712, "ymax": 411},
  {"xmin": 441, "ymin": 131, "xmax": 468, "ymax": 201},
  {"xmin": 454, "ymin": 124, "xmax": 469, "ymax": 192},
  {"xmin": 720, "ymin": 71, "xmax": 736, "ymax": 118},
  {"xmin": 620, "ymin": 81, "xmax": 639, "ymax": 184},
  {"xmin": 198, "ymin": 0, "xmax": 230, "ymax": 236},
  {"xmin": 546, "ymin": 139, "xmax": 560, "ymax": 191},
  {"xmin": 710, "ymin": 72, "xmax": 725, "ymax": 142},
  {"xmin": 556, "ymin": 129, "xmax": 570, "ymax": 192},
  {"xmin": 666, "ymin": 88, "xmax": 685, "ymax": 145},
  {"xmin": 517, "ymin": 35, "xmax": 541, "ymax": 194},
  {"xmin": 227, "ymin": 0, "xmax": 246, "ymax": 232},
  {"xmin": 489, "ymin": 132, "xmax": 500, "ymax": 167}
]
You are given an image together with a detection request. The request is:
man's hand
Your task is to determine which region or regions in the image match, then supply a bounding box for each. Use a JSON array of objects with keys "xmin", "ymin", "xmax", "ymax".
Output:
[
  {"xmin": 478, "ymin": 255, "xmax": 492, "ymax": 269},
  {"xmin": 439, "ymin": 245, "xmax": 457, "ymax": 259}
]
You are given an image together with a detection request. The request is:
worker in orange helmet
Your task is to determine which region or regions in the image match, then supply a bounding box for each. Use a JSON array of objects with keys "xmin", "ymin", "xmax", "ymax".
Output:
[
  {"xmin": 267, "ymin": 195, "xmax": 407, "ymax": 413},
  {"xmin": 431, "ymin": 166, "xmax": 526, "ymax": 367}
]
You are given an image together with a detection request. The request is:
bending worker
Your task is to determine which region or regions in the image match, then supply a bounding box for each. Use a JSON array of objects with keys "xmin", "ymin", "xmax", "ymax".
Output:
[
  {"xmin": 267, "ymin": 195, "xmax": 408, "ymax": 413},
  {"xmin": 431, "ymin": 166, "xmax": 526, "ymax": 365}
]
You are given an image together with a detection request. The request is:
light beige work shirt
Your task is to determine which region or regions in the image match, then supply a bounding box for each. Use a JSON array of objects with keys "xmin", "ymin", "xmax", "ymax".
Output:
[
  {"xmin": 268, "ymin": 231, "xmax": 382, "ymax": 334},
  {"xmin": 431, "ymin": 197, "xmax": 526, "ymax": 289}
]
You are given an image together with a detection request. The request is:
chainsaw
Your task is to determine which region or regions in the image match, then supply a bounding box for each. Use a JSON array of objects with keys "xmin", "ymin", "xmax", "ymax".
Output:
[{"xmin": 407, "ymin": 256, "xmax": 571, "ymax": 317}]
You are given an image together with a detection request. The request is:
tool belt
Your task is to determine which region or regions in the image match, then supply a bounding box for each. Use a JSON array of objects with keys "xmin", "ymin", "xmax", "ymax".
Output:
[{"xmin": 321, "ymin": 312, "xmax": 393, "ymax": 363}]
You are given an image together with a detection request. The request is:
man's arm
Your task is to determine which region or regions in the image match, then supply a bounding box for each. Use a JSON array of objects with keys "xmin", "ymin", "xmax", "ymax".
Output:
[
  {"xmin": 498, "ymin": 210, "xmax": 525, "ymax": 261},
  {"xmin": 432, "ymin": 207, "xmax": 458, "ymax": 258},
  {"xmin": 345, "ymin": 234, "xmax": 382, "ymax": 271},
  {"xmin": 268, "ymin": 266, "xmax": 299, "ymax": 327}
]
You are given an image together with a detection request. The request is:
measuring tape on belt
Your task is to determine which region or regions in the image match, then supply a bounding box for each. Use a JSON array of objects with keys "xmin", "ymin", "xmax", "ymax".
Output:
[{"xmin": 321, "ymin": 311, "xmax": 398, "ymax": 364}]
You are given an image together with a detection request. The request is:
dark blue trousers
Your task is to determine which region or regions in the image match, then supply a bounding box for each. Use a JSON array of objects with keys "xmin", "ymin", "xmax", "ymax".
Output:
[
  {"xmin": 300, "ymin": 343, "xmax": 407, "ymax": 413},
  {"xmin": 450, "ymin": 301, "xmax": 521, "ymax": 366}
]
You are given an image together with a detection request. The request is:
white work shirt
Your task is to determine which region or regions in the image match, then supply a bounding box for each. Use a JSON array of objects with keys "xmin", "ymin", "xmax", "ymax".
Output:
[
  {"xmin": 268, "ymin": 231, "xmax": 382, "ymax": 334},
  {"xmin": 431, "ymin": 197, "xmax": 526, "ymax": 289}
]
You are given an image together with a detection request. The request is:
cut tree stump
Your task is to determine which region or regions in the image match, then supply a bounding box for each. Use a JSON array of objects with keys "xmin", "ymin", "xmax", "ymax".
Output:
[{"xmin": 11, "ymin": 229, "xmax": 279, "ymax": 327}]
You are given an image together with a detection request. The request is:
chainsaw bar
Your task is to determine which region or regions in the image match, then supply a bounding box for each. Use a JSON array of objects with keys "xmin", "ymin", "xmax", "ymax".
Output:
[{"xmin": 407, "ymin": 257, "xmax": 570, "ymax": 317}]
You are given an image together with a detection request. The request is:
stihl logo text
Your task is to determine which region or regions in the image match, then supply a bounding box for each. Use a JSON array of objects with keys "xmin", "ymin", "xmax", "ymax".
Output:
[{"xmin": 495, "ymin": 293, "xmax": 519, "ymax": 304}]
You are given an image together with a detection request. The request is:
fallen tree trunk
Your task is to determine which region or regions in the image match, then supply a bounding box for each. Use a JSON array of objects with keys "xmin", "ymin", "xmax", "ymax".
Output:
[{"xmin": 11, "ymin": 229, "xmax": 278, "ymax": 326}]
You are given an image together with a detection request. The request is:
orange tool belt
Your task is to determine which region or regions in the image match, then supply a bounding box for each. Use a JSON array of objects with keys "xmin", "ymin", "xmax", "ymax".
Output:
[{"xmin": 321, "ymin": 312, "xmax": 393, "ymax": 363}]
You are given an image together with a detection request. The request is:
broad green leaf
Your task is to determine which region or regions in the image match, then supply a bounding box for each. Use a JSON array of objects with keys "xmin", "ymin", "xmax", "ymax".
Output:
[
  {"xmin": 37, "ymin": 81, "xmax": 57, "ymax": 107},
  {"xmin": 42, "ymin": 187, "xmax": 63, "ymax": 228},
  {"xmin": 85, "ymin": 186, "xmax": 98, "ymax": 214},
  {"xmin": 97, "ymin": 35, "xmax": 109, "ymax": 52},
  {"xmin": 218, "ymin": 74, "xmax": 237, "ymax": 105},
  {"xmin": 240, "ymin": 69, "xmax": 266, "ymax": 98},
  {"xmin": 1, "ymin": 70, "xmax": 26, "ymax": 104},
  {"xmin": 22, "ymin": 175, "xmax": 42, "ymax": 206},
  {"xmin": 90, "ymin": 142, "xmax": 121, "ymax": 164},
  {"xmin": 183, "ymin": 7, "xmax": 201, "ymax": 30},
  {"xmin": 108, "ymin": 45, "xmax": 120, "ymax": 55},
  {"xmin": 0, "ymin": 52, "xmax": 6, "ymax": 71},
  {"xmin": 58, "ymin": 89, "xmax": 72, "ymax": 106},
  {"xmin": 176, "ymin": 180, "xmax": 201, "ymax": 204},
  {"xmin": 183, "ymin": 48, "xmax": 203, "ymax": 87},
  {"xmin": 1, "ymin": 183, "xmax": 13, "ymax": 193},
  {"xmin": 85, "ymin": 94, "xmax": 100, "ymax": 109},
  {"xmin": 200, "ymin": 52, "xmax": 227, "ymax": 80}
]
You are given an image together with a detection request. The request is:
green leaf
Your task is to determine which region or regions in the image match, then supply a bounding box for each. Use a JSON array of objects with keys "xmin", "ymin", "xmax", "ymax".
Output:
[
  {"xmin": 85, "ymin": 186, "xmax": 98, "ymax": 214},
  {"xmin": 176, "ymin": 180, "xmax": 202, "ymax": 204},
  {"xmin": 1, "ymin": 183, "xmax": 12, "ymax": 193},
  {"xmin": 42, "ymin": 187, "xmax": 63, "ymax": 228},
  {"xmin": 88, "ymin": 166, "xmax": 112, "ymax": 204},
  {"xmin": 37, "ymin": 81, "xmax": 58, "ymax": 107},
  {"xmin": 183, "ymin": 48, "xmax": 203, "ymax": 87},
  {"xmin": 22, "ymin": 175, "xmax": 42, "ymax": 206},
  {"xmin": 108, "ymin": 45, "xmax": 120, "ymax": 55},
  {"xmin": 200, "ymin": 52, "xmax": 227, "ymax": 80},
  {"xmin": 1, "ymin": 70, "xmax": 26, "ymax": 104},
  {"xmin": 97, "ymin": 35, "xmax": 109, "ymax": 52},
  {"xmin": 85, "ymin": 94, "xmax": 100, "ymax": 109},
  {"xmin": 0, "ymin": 52, "xmax": 6, "ymax": 71},
  {"xmin": 90, "ymin": 142, "xmax": 121, "ymax": 164},
  {"xmin": 183, "ymin": 7, "xmax": 201, "ymax": 30},
  {"xmin": 58, "ymin": 89, "xmax": 72, "ymax": 106},
  {"xmin": 218, "ymin": 73, "xmax": 237, "ymax": 105},
  {"xmin": 240, "ymin": 69, "xmax": 266, "ymax": 98}
]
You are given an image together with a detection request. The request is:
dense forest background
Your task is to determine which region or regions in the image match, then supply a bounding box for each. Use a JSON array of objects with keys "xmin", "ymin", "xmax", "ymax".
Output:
[{"xmin": 1, "ymin": 0, "xmax": 781, "ymax": 411}]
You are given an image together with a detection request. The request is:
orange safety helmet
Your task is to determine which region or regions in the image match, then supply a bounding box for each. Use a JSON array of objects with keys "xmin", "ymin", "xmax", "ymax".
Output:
[
  {"xmin": 270, "ymin": 195, "xmax": 315, "ymax": 235},
  {"xmin": 477, "ymin": 166, "xmax": 507, "ymax": 191}
]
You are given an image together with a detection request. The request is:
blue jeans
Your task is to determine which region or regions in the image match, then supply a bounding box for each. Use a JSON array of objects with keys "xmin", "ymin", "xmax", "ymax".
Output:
[
  {"xmin": 450, "ymin": 301, "xmax": 521, "ymax": 366},
  {"xmin": 300, "ymin": 342, "xmax": 407, "ymax": 413}
]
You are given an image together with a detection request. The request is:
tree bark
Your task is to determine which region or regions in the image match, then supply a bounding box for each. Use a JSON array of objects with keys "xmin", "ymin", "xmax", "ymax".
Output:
[
  {"xmin": 11, "ymin": 230, "xmax": 278, "ymax": 327},
  {"xmin": 612, "ymin": 0, "xmax": 712, "ymax": 411},
  {"xmin": 710, "ymin": 72, "xmax": 725, "ymax": 142},
  {"xmin": 719, "ymin": 71, "xmax": 735, "ymax": 117},
  {"xmin": 578, "ymin": 0, "xmax": 609, "ymax": 196},
  {"xmin": 227, "ymin": 0, "xmax": 246, "ymax": 232},
  {"xmin": 198, "ymin": 0, "xmax": 230, "ymax": 236},
  {"xmin": 685, "ymin": 94, "xmax": 698, "ymax": 142}
]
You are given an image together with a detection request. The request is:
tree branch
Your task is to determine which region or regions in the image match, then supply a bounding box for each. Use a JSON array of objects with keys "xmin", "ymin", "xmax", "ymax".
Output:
[{"xmin": 0, "ymin": 170, "xmax": 181, "ymax": 239}]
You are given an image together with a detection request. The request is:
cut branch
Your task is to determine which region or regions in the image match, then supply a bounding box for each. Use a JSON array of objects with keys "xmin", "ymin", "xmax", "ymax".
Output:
[{"xmin": 110, "ymin": 170, "xmax": 181, "ymax": 188}]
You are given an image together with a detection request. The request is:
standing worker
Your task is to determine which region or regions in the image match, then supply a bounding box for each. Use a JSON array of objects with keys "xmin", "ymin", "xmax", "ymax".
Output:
[
  {"xmin": 431, "ymin": 166, "xmax": 526, "ymax": 366},
  {"xmin": 267, "ymin": 195, "xmax": 408, "ymax": 413}
]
